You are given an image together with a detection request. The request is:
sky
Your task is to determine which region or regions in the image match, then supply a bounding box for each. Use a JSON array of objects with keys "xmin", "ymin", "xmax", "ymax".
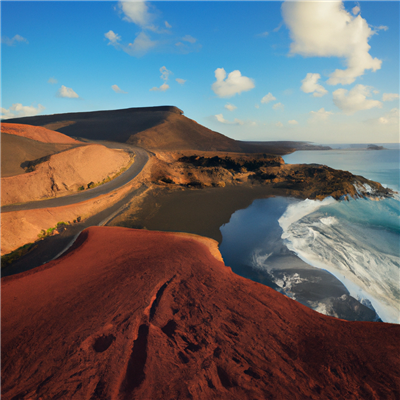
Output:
[{"xmin": 1, "ymin": 0, "xmax": 399, "ymax": 144}]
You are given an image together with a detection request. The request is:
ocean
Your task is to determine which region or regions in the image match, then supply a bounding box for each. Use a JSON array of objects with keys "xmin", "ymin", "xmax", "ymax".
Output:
[{"xmin": 219, "ymin": 146, "xmax": 400, "ymax": 323}]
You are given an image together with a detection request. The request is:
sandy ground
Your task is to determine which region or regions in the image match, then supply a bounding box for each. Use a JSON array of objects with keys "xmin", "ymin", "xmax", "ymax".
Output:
[
  {"xmin": 110, "ymin": 184, "xmax": 297, "ymax": 243},
  {"xmin": 2, "ymin": 226, "xmax": 399, "ymax": 399},
  {"xmin": 1, "ymin": 144, "xmax": 131, "ymax": 206}
]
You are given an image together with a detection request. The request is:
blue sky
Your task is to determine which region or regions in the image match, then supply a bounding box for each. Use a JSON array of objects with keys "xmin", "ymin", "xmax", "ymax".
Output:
[{"xmin": 1, "ymin": 1, "xmax": 399, "ymax": 143}]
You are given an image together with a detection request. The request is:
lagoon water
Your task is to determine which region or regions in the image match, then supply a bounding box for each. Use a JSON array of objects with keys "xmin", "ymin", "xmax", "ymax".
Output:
[{"xmin": 219, "ymin": 146, "xmax": 400, "ymax": 323}]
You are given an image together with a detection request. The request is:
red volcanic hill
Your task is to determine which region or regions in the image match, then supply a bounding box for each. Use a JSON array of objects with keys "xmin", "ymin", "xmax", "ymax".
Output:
[
  {"xmin": 1, "ymin": 122, "xmax": 81, "ymax": 144},
  {"xmin": 3, "ymin": 106, "xmax": 328, "ymax": 154},
  {"xmin": 2, "ymin": 227, "xmax": 399, "ymax": 399}
]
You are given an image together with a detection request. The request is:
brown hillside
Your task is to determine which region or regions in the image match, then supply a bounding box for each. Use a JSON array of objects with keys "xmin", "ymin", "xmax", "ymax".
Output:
[
  {"xmin": 1, "ymin": 122, "xmax": 81, "ymax": 144},
  {"xmin": 1, "ymin": 144, "xmax": 130, "ymax": 206},
  {"xmin": 2, "ymin": 227, "xmax": 399, "ymax": 400},
  {"xmin": 128, "ymin": 112, "xmax": 243, "ymax": 151},
  {"xmin": 1, "ymin": 133, "xmax": 82, "ymax": 177},
  {"xmin": 4, "ymin": 106, "xmax": 317, "ymax": 154}
]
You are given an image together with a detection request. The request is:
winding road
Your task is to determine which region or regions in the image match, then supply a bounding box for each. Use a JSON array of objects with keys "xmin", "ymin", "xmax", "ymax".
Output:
[
  {"xmin": 1, "ymin": 142, "xmax": 149, "ymax": 213},
  {"xmin": 2, "ymin": 141, "xmax": 151, "ymax": 276}
]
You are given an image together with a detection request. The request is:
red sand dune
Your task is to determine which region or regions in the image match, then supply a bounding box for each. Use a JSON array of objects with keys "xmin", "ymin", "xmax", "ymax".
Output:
[
  {"xmin": 1, "ymin": 122, "xmax": 81, "ymax": 144},
  {"xmin": 2, "ymin": 227, "xmax": 399, "ymax": 399}
]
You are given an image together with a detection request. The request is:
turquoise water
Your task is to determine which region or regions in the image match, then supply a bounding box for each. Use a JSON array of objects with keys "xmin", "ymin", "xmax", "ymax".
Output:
[{"xmin": 220, "ymin": 148, "xmax": 400, "ymax": 323}]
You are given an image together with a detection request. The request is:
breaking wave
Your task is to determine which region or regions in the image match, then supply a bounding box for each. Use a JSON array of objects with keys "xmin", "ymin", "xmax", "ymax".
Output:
[{"xmin": 278, "ymin": 196, "xmax": 400, "ymax": 323}]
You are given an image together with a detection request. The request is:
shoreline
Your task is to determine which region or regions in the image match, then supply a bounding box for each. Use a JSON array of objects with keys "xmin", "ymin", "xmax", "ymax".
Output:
[{"xmin": 107, "ymin": 184, "xmax": 290, "ymax": 243}]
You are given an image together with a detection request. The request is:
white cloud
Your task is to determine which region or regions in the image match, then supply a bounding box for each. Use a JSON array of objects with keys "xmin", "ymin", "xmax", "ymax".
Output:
[
  {"xmin": 57, "ymin": 85, "xmax": 79, "ymax": 98},
  {"xmin": 150, "ymin": 82, "xmax": 169, "ymax": 92},
  {"xmin": 282, "ymin": 1, "xmax": 382, "ymax": 85},
  {"xmin": 234, "ymin": 118, "xmax": 244, "ymax": 126},
  {"xmin": 261, "ymin": 92, "xmax": 276, "ymax": 104},
  {"xmin": 273, "ymin": 22, "xmax": 283, "ymax": 33},
  {"xmin": 112, "ymin": 84, "xmax": 127, "ymax": 94},
  {"xmin": 176, "ymin": 78, "xmax": 186, "ymax": 85},
  {"xmin": 309, "ymin": 108, "xmax": 334, "ymax": 123},
  {"xmin": 105, "ymin": 30, "xmax": 156, "ymax": 57},
  {"xmin": 125, "ymin": 32, "xmax": 157, "ymax": 56},
  {"xmin": 1, "ymin": 34, "xmax": 28, "ymax": 46},
  {"xmin": 119, "ymin": 0, "xmax": 153, "ymax": 27},
  {"xmin": 276, "ymin": 121, "xmax": 283, "ymax": 128},
  {"xmin": 382, "ymin": 93, "xmax": 399, "ymax": 102},
  {"xmin": 48, "ymin": 77, "xmax": 58, "ymax": 84},
  {"xmin": 1, "ymin": 103, "xmax": 45, "ymax": 120},
  {"xmin": 333, "ymin": 84, "xmax": 382, "ymax": 115},
  {"xmin": 273, "ymin": 102, "xmax": 284, "ymax": 111},
  {"xmin": 301, "ymin": 73, "xmax": 328, "ymax": 97},
  {"xmin": 255, "ymin": 104, "xmax": 260, "ymax": 109},
  {"xmin": 150, "ymin": 66, "xmax": 172, "ymax": 91},
  {"xmin": 211, "ymin": 68, "xmax": 255, "ymax": 98},
  {"xmin": 288, "ymin": 120, "xmax": 298, "ymax": 125},
  {"xmin": 378, "ymin": 108, "xmax": 399, "ymax": 125},
  {"xmin": 105, "ymin": 30, "xmax": 121, "ymax": 46},
  {"xmin": 214, "ymin": 114, "xmax": 243, "ymax": 125},
  {"xmin": 160, "ymin": 66, "xmax": 172, "ymax": 81},
  {"xmin": 377, "ymin": 25, "xmax": 388, "ymax": 31},
  {"xmin": 165, "ymin": 21, "xmax": 172, "ymax": 29},
  {"xmin": 225, "ymin": 103, "xmax": 237, "ymax": 112},
  {"xmin": 257, "ymin": 31, "xmax": 269, "ymax": 37},
  {"xmin": 182, "ymin": 35, "xmax": 196, "ymax": 44},
  {"xmin": 373, "ymin": 90, "xmax": 380, "ymax": 95},
  {"xmin": 352, "ymin": 5, "xmax": 360, "ymax": 15}
]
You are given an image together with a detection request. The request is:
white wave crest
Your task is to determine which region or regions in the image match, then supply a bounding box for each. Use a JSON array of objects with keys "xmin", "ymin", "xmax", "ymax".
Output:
[
  {"xmin": 278, "ymin": 197, "xmax": 337, "ymax": 232},
  {"xmin": 278, "ymin": 198, "xmax": 400, "ymax": 323}
]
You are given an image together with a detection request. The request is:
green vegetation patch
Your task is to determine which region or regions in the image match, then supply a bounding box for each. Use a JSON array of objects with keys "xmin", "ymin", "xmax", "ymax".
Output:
[{"xmin": 1, "ymin": 243, "xmax": 37, "ymax": 268}]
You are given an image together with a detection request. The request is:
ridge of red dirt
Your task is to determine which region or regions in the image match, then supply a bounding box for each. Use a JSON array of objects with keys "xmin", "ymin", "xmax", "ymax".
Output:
[
  {"xmin": 2, "ymin": 227, "xmax": 399, "ymax": 399},
  {"xmin": 1, "ymin": 122, "xmax": 81, "ymax": 144}
]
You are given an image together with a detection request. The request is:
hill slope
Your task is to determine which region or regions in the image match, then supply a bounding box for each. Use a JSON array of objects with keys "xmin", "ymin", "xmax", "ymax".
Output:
[
  {"xmin": 1, "ymin": 144, "xmax": 131, "ymax": 206},
  {"xmin": 1, "ymin": 122, "xmax": 81, "ymax": 144},
  {"xmin": 4, "ymin": 106, "xmax": 325, "ymax": 154},
  {"xmin": 2, "ymin": 227, "xmax": 398, "ymax": 399}
]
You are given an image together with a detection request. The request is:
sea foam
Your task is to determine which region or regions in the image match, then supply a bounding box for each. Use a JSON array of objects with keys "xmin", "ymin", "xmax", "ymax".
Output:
[{"xmin": 278, "ymin": 197, "xmax": 400, "ymax": 323}]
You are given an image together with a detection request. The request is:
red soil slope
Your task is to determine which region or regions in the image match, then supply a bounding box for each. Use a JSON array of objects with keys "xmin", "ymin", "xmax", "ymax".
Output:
[
  {"xmin": 2, "ymin": 227, "xmax": 399, "ymax": 399},
  {"xmin": 1, "ymin": 122, "xmax": 81, "ymax": 144}
]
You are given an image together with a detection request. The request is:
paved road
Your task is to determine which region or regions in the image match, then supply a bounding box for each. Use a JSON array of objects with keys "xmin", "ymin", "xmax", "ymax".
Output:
[
  {"xmin": 2, "ymin": 141, "xmax": 151, "ymax": 276},
  {"xmin": 1, "ymin": 184, "xmax": 148, "ymax": 277},
  {"xmin": 1, "ymin": 142, "xmax": 149, "ymax": 213}
]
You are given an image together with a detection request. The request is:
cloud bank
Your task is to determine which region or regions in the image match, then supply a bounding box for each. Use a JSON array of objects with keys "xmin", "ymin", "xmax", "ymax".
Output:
[
  {"xmin": 1, "ymin": 103, "xmax": 45, "ymax": 120},
  {"xmin": 282, "ymin": 1, "xmax": 382, "ymax": 85}
]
